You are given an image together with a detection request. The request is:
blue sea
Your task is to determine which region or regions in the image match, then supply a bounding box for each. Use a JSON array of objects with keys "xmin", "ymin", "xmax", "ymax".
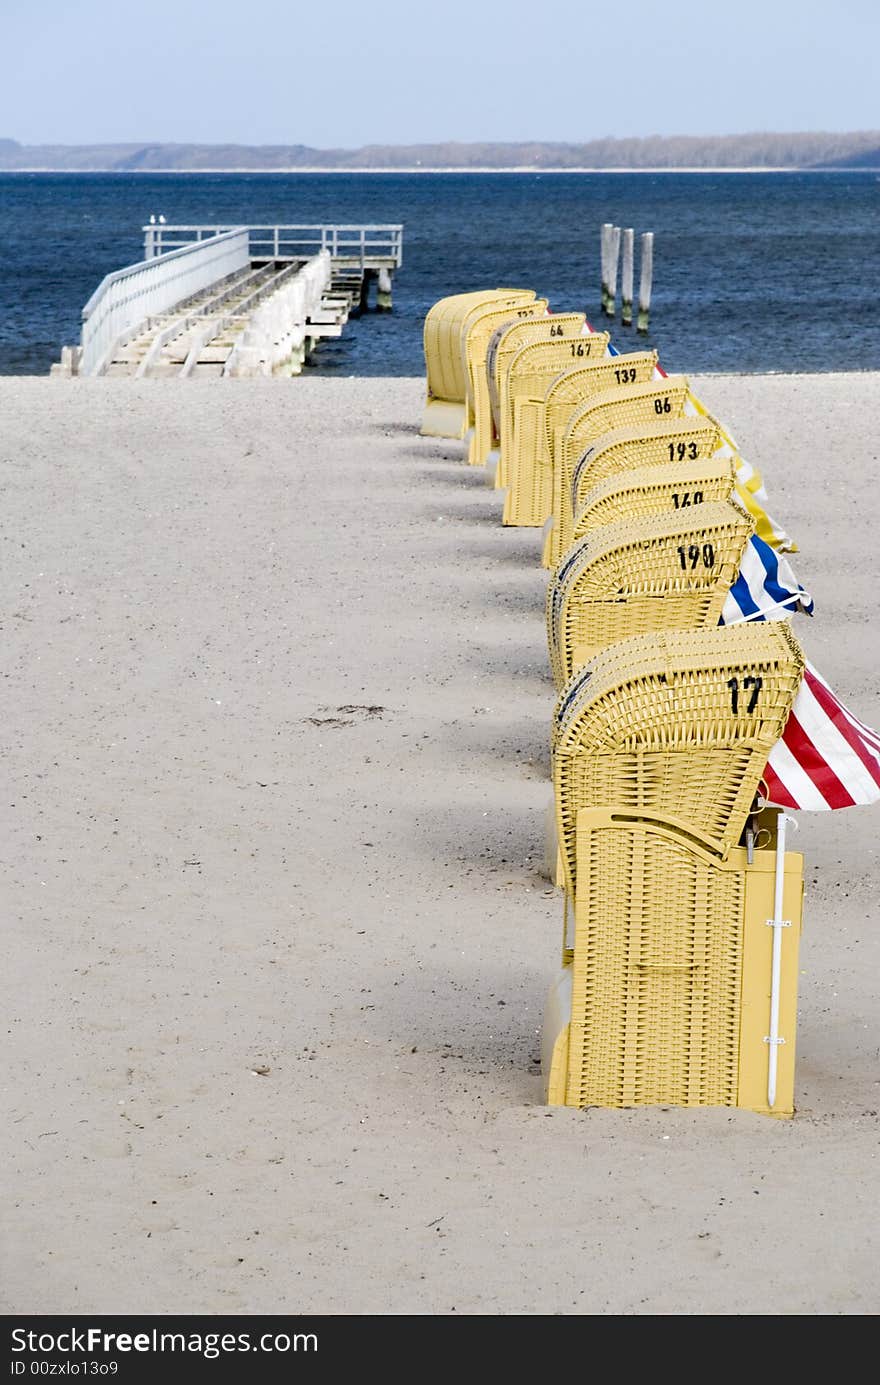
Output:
[{"xmin": 1, "ymin": 171, "xmax": 879, "ymax": 377}]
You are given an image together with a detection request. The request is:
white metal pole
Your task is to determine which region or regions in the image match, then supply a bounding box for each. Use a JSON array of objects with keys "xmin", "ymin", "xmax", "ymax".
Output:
[
  {"xmin": 621, "ymin": 228, "xmax": 634, "ymax": 326},
  {"xmin": 766, "ymin": 811, "xmax": 793, "ymax": 1108},
  {"xmin": 600, "ymin": 223, "xmax": 612, "ymax": 315},
  {"xmin": 607, "ymin": 226, "xmax": 621, "ymax": 318},
  {"xmin": 638, "ymin": 232, "xmax": 654, "ymax": 333}
]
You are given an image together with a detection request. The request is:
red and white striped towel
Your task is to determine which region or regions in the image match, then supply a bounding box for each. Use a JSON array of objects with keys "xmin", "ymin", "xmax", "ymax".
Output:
[{"xmin": 764, "ymin": 663, "xmax": 880, "ymax": 810}]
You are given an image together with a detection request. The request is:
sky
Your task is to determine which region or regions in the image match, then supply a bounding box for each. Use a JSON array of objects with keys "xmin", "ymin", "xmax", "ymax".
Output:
[{"xmin": 1, "ymin": 0, "xmax": 877, "ymax": 147}]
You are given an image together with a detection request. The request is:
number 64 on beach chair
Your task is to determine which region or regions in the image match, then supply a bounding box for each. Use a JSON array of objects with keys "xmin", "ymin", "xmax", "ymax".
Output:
[{"xmin": 484, "ymin": 313, "xmax": 589, "ymax": 481}]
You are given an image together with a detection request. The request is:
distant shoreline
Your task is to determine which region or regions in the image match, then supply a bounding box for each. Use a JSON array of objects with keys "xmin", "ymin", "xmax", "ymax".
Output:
[{"xmin": 3, "ymin": 165, "xmax": 880, "ymax": 175}]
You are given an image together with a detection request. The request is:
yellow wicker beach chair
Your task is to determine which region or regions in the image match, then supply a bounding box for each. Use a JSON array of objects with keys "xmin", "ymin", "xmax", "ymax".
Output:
[
  {"xmin": 569, "ymin": 417, "xmax": 724, "ymax": 518},
  {"xmin": 542, "ymin": 377, "xmax": 693, "ymax": 567},
  {"xmin": 486, "ymin": 314, "xmax": 588, "ymax": 483},
  {"xmin": 573, "ymin": 456, "xmax": 739, "ymax": 540},
  {"xmin": 421, "ymin": 289, "xmax": 535, "ymax": 438},
  {"xmin": 551, "ymin": 622, "xmax": 805, "ymax": 905},
  {"xmin": 504, "ymin": 351, "xmax": 657, "ymax": 529},
  {"xmin": 463, "ymin": 299, "xmax": 549, "ymax": 467},
  {"xmin": 542, "ymin": 805, "xmax": 804, "ymax": 1116},
  {"xmin": 545, "ymin": 500, "xmax": 755, "ymax": 689},
  {"xmin": 497, "ymin": 333, "xmax": 611, "ymax": 498}
]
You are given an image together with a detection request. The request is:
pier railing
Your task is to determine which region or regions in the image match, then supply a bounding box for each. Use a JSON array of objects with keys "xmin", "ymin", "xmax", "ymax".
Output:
[
  {"xmin": 144, "ymin": 224, "xmax": 404, "ymax": 268},
  {"xmin": 81, "ymin": 227, "xmax": 250, "ymax": 375}
]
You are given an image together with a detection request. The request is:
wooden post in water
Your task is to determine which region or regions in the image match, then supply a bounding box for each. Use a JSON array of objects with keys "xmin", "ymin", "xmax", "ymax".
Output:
[
  {"xmin": 637, "ymin": 231, "xmax": 654, "ymax": 333},
  {"xmin": 620, "ymin": 228, "xmax": 634, "ymax": 325},
  {"xmin": 600, "ymin": 223, "xmax": 612, "ymax": 315},
  {"xmin": 607, "ymin": 225, "xmax": 621, "ymax": 317},
  {"xmin": 621, "ymin": 228, "xmax": 634, "ymax": 326},
  {"xmin": 376, "ymin": 266, "xmax": 393, "ymax": 312}
]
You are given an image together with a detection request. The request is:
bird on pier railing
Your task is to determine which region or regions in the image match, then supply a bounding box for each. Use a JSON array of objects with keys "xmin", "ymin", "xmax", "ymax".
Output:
[
  {"xmin": 159, "ymin": 214, "xmax": 166, "ymax": 224},
  {"xmin": 149, "ymin": 214, "xmax": 156, "ymax": 224}
]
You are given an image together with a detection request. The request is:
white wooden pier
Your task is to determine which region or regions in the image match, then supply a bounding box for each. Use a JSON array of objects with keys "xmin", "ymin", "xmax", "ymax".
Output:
[{"xmin": 53, "ymin": 222, "xmax": 404, "ymax": 379}]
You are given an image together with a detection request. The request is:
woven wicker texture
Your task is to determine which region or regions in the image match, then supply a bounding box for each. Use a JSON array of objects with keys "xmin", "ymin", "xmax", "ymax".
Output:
[
  {"xmin": 546, "ymin": 500, "xmax": 755, "ymax": 688},
  {"xmin": 498, "ymin": 334, "xmax": 610, "ymax": 499},
  {"xmin": 423, "ymin": 291, "xmax": 498, "ymax": 404},
  {"xmin": 464, "ymin": 300, "xmax": 548, "ymax": 466},
  {"xmin": 573, "ymin": 457, "xmax": 738, "ymax": 540},
  {"xmin": 551, "ymin": 623, "xmax": 805, "ymax": 900},
  {"xmin": 545, "ymin": 377, "xmax": 692, "ymax": 567},
  {"xmin": 501, "ymin": 351, "xmax": 654, "ymax": 529},
  {"xmin": 562, "ymin": 809, "xmax": 804, "ymax": 1113},
  {"xmin": 567, "ymin": 811, "xmax": 742, "ymax": 1109},
  {"xmin": 542, "ymin": 353, "xmax": 660, "ymax": 458},
  {"xmin": 488, "ymin": 314, "xmax": 587, "ymax": 471},
  {"xmin": 570, "ymin": 418, "xmax": 723, "ymax": 518},
  {"xmin": 421, "ymin": 289, "xmax": 535, "ymax": 438}
]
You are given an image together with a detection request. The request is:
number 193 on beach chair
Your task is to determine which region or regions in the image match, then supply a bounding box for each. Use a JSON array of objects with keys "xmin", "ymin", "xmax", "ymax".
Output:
[
  {"xmin": 569, "ymin": 416, "xmax": 725, "ymax": 521},
  {"xmin": 544, "ymin": 376, "xmax": 701, "ymax": 568}
]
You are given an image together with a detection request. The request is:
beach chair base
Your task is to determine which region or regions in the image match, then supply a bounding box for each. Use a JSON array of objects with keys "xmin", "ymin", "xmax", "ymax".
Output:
[
  {"xmin": 420, "ymin": 398, "xmax": 468, "ymax": 439},
  {"xmin": 541, "ymin": 809, "xmax": 803, "ymax": 1118},
  {"xmin": 540, "ymin": 517, "xmax": 555, "ymax": 567},
  {"xmin": 541, "ymin": 967, "xmax": 572, "ymax": 1107},
  {"xmin": 541, "ymin": 792, "xmax": 565, "ymax": 887}
]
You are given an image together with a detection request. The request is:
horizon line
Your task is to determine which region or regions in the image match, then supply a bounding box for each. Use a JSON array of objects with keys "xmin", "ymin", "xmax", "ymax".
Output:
[{"xmin": 2, "ymin": 164, "xmax": 880, "ymax": 175}]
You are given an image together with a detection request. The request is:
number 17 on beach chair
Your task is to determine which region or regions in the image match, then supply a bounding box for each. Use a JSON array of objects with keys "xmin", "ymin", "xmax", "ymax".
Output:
[{"xmin": 543, "ymin": 622, "xmax": 807, "ymax": 1117}]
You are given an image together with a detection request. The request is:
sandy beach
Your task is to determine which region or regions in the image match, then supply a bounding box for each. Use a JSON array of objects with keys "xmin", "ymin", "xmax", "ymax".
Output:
[{"xmin": 2, "ymin": 371, "xmax": 879, "ymax": 1317}]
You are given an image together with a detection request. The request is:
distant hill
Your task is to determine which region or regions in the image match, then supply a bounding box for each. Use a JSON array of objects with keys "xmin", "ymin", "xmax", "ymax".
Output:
[{"xmin": 1, "ymin": 132, "xmax": 880, "ymax": 171}]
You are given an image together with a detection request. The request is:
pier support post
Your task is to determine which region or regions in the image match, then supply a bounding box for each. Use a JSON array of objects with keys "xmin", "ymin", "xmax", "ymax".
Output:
[
  {"xmin": 376, "ymin": 267, "xmax": 393, "ymax": 312},
  {"xmin": 637, "ymin": 231, "xmax": 654, "ymax": 333},
  {"xmin": 606, "ymin": 225, "xmax": 621, "ymax": 317},
  {"xmin": 358, "ymin": 273, "xmax": 371, "ymax": 315},
  {"xmin": 600, "ymin": 223, "xmax": 612, "ymax": 315},
  {"xmin": 621, "ymin": 227, "xmax": 634, "ymax": 326}
]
